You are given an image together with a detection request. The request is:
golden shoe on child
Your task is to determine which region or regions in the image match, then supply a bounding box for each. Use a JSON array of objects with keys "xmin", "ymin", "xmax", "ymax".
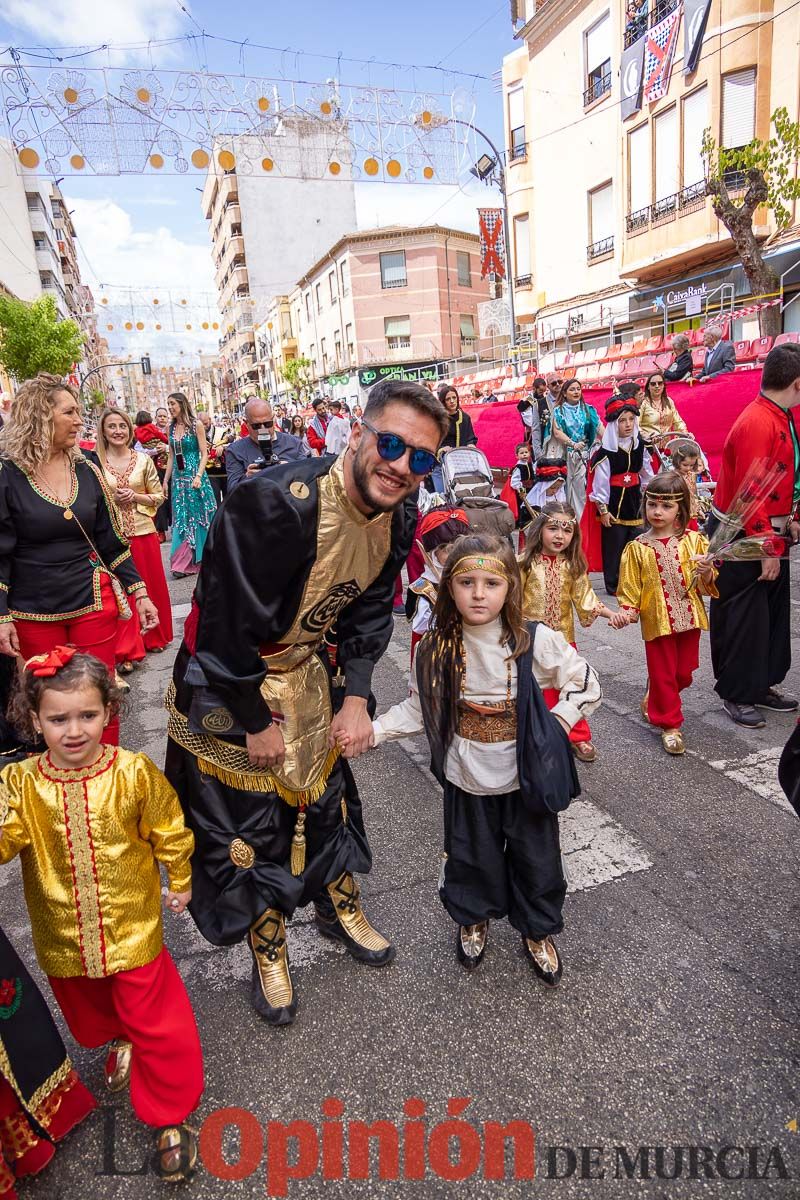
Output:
[
  {"xmin": 573, "ymin": 741, "xmax": 596, "ymax": 763},
  {"xmin": 104, "ymin": 1038, "xmax": 133, "ymax": 1091},
  {"xmin": 153, "ymin": 1124, "xmax": 199, "ymax": 1182},
  {"xmin": 661, "ymin": 728, "xmax": 685, "ymax": 755}
]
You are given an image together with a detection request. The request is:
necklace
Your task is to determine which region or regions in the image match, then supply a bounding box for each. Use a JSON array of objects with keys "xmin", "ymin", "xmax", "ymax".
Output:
[
  {"xmin": 459, "ymin": 633, "xmax": 513, "ymax": 703},
  {"xmin": 34, "ymin": 453, "xmax": 75, "ymax": 520}
]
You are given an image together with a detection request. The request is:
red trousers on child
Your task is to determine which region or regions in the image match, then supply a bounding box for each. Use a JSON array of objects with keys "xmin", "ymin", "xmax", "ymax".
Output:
[
  {"xmin": 15, "ymin": 575, "xmax": 120, "ymax": 744},
  {"xmin": 48, "ymin": 948, "xmax": 203, "ymax": 1128},
  {"xmin": 543, "ymin": 643, "xmax": 592, "ymax": 744},
  {"xmin": 644, "ymin": 628, "xmax": 700, "ymax": 729}
]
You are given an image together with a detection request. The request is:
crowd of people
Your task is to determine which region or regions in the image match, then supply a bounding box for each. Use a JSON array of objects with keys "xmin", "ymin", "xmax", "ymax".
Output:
[{"xmin": 1, "ymin": 343, "xmax": 800, "ymax": 1192}]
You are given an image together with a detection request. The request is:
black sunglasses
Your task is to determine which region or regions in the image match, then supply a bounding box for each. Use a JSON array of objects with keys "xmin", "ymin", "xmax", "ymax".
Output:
[
  {"xmin": 250, "ymin": 420, "xmax": 274, "ymax": 430},
  {"xmin": 361, "ymin": 419, "xmax": 437, "ymax": 476}
]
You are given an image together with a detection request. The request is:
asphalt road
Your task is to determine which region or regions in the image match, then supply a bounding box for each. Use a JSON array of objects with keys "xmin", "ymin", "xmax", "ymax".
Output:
[{"xmin": 3, "ymin": 549, "xmax": 799, "ymax": 1199}]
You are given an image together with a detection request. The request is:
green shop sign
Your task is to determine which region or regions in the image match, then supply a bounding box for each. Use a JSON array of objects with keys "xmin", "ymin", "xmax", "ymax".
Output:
[{"xmin": 358, "ymin": 362, "xmax": 440, "ymax": 389}]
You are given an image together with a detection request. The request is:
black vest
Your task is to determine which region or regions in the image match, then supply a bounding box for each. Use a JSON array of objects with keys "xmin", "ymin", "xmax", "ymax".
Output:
[{"xmin": 592, "ymin": 440, "xmax": 647, "ymax": 523}]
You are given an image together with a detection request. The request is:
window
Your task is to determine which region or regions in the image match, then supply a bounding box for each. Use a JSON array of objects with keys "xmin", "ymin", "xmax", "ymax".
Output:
[
  {"xmin": 513, "ymin": 214, "xmax": 531, "ymax": 283},
  {"xmin": 654, "ymin": 106, "xmax": 678, "ymax": 210},
  {"xmin": 628, "ymin": 123, "xmax": 650, "ymax": 217},
  {"xmin": 584, "ymin": 13, "xmax": 611, "ymax": 106},
  {"xmin": 508, "ymin": 87, "xmax": 526, "ymax": 160},
  {"xmin": 340, "ymin": 260, "xmax": 349, "ymax": 295},
  {"xmin": 457, "ymin": 250, "xmax": 472, "ymax": 287},
  {"xmin": 380, "ymin": 250, "xmax": 407, "ymax": 289},
  {"xmin": 722, "ymin": 68, "xmax": 756, "ymax": 150},
  {"xmin": 588, "ymin": 182, "xmax": 614, "ymax": 258},
  {"xmin": 682, "ymin": 85, "xmax": 708, "ymax": 189},
  {"xmin": 305, "ymin": 292, "xmax": 311, "ymax": 321},
  {"xmin": 334, "ymin": 332, "xmax": 342, "ymax": 365},
  {"xmin": 385, "ymin": 316, "xmax": 411, "ymax": 349},
  {"xmin": 33, "ymin": 235, "xmax": 45, "ymax": 250},
  {"xmin": 328, "ymin": 270, "xmax": 337, "ymax": 304},
  {"xmin": 459, "ymin": 315, "xmax": 477, "ymax": 345},
  {"xmin": 315, "ymin": 283, "xmax": 322, "ymax": 313},
  {"xmin": 345, "ymin": 322, "xmax": 354, "ymax": 361},
  {"xmin": 321, "ymin": 337, "xmax": 328, "ymax": 371}
]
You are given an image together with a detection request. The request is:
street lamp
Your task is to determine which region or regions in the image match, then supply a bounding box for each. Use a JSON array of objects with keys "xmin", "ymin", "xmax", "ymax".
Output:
[{"xmin": 415, "ymin": 113, "xmax": 517, "ymax": 359}]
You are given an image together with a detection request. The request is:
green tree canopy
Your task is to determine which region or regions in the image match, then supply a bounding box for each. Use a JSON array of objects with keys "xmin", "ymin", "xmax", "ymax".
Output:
[
  {"xmin": 0, "ymin": 293, "xmax": 85, "ymax": 383},
  {"xmin": 703, "ymin": 107, "xmax": 800, "ymax": 336},
  {"xmin": 280, "ymin": 356, "xmax": 313, "ymax": 400}
]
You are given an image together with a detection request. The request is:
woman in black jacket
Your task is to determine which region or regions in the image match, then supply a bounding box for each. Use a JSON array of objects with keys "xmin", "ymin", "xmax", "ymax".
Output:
[
  {"xmin": 431, "ymin": 384, "xmax": 478, "ymax": 492},
  {"xmin": 664, "ymin": 333, "xmax": 693, "ymax": 381}
]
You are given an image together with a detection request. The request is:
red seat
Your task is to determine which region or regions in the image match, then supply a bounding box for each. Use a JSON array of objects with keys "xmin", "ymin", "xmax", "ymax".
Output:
[
  {"xmin": 734, "ymin": 339, "xmax": 755, "ymax": 363},
  {"xmin": 584, "ymin": 362, "xmax": 601, "ymax": 384},
  {"xmin": 645, "ymin": 335, "xmax": 664, "ymax": 354},
  {"xmin": 605, "ymin": 344, "xmax": 623, "ymax": 362},
  {"xmin": 631, "ymin": 339, "xmax": 649, "ymax": 356},
  {"xmin": 688, "ymin": 328, "xmax": 704, "ymax": 346},
  {"xmin": 562, "ymin": 366, "xmax": 577, "ymax": 379},
  {"xmin": 774, "ymin": 332, "xmax": 800, "ymax": 348},
  {"xmin": 655, "ymin": 352, "xmax": 672, "ymax": 371},
  {"xmin": 619, "ymin": 356, "xmax": 642, "ymax": 377},
  {"xmin": 637, "ymin": 356, "xmax": 659, "ymax": 376},
  {"xmin": 752, "ymin": 336, "xmax": 773, "ymax": 361},
  {"xmin": 572, "ymin": 350, "xmax": 588, "ymax": 367},
  {"xmin": 618, "ymin": 341, "xmax": 635, "ymax": 359},
  {"xmin": 691, "ymin": 347, "xmax": 706, "ymax": 370}
]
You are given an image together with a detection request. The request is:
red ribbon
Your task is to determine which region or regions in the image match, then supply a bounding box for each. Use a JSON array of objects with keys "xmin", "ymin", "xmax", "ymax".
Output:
[{"xmin": 24, "ymin": 645, "xmax": 78, "ymax": 677}]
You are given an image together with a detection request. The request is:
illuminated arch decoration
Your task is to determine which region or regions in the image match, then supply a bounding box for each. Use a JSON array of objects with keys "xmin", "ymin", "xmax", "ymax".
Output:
[{"xmin": 2, "ymin": 61, "xmax": 476, "ymax": 183}]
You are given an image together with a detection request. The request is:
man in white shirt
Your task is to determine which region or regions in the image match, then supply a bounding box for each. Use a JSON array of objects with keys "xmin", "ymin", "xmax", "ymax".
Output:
[{"xmin": 324, "ymin": 399, "xmax": 352, "ymax": 456}]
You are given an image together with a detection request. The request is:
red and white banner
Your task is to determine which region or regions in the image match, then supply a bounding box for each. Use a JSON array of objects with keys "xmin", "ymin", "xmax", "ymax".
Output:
[
  {"xmin": 478, "ymin": 208, "xmax": 506, "ymax": 279},
  {"xmin": 643, "ymin": 8, "xmax": 681, "ymax": 103}
]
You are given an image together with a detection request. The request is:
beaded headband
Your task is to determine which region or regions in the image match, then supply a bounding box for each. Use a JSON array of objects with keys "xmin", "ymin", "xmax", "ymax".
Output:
[
  {"xmin": 644, "ymin": 487, "xmax": 685, "ymax": 501},
  {"xmin": 543, "ymin": 516, "xmax": 576, "ymax": 529},
  {"xmin": 450, "ymin": 554, "xmax": 510, "ymax": 581}
]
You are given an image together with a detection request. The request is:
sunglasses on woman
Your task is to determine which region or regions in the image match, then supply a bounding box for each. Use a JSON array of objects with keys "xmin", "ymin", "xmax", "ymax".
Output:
[{"xmin": 361, "ymin": 419, "xmax": 437, "ymax": 476}]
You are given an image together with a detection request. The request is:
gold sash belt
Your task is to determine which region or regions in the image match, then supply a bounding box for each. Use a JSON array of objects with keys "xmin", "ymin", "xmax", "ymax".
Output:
[{"xmin": 457, "ymin": 700, "xmax": 517, "ymax": 744}]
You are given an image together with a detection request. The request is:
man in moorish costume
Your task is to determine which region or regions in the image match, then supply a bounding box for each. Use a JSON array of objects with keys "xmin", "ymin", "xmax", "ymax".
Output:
[{"xmin": 165, "ymin": 379, "xmax": 447, "ymax": 1025}]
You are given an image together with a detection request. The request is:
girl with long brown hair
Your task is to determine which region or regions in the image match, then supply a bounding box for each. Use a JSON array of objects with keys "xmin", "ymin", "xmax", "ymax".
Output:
[
  {"xmin": 520, "ymin": 502, "xmax": 626, "ymax": 762},
  {"xmin": 352, "ymin": 534, "xmax": 601, "ymax": 985}
]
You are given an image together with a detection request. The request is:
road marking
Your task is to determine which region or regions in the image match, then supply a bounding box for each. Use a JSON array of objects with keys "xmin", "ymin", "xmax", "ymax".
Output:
[
  {"xmin": 173, "ymin": 910, "xmax": 342, "ymax": 988},
  {"xmin": 172, "ymin": 602, "xmax": 191, "ymax": 619},
  {"xmin": 383, "ymin": 636, "xmax": 653, "ymax": 894},
  {"xmin": 706, "ymin": 746, "xmax": 792, "ymax": 813}
]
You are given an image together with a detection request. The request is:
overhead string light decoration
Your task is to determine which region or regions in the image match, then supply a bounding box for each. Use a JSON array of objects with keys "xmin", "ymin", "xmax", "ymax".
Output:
[{"xmin": 2, "ymin": 56, "xmax": 477, "ymax": 182}]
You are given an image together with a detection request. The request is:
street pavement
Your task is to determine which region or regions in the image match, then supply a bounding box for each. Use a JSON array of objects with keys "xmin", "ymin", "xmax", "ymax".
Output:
[{"xmin": 3, "ymin": 548, "xmax": 799, "ymax": 1199}]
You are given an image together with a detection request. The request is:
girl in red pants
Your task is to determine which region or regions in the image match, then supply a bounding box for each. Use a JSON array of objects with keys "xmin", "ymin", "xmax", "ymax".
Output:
[
  {"xmin": 0, "ymin": 649, "xmax": 203, "ymax": 1182},
  {"xmin": 617, "ymin": 472, "xmax": 718, "ymax": 755}
]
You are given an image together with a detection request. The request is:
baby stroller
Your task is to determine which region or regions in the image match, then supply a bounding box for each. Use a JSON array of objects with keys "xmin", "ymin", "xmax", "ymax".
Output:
[{"xmin": 440, "ymin": 446, "xmax": 515, "ymax": 539}]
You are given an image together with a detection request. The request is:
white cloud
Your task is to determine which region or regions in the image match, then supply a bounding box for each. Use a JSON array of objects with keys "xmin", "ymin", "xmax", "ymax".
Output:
[
  {"xmin": 3, "ymin": 0, "xmax": 186, "ymax": 59},
  {"xmin": 66, "ymin": 195, "xmax": 219, "ymax": 361}
]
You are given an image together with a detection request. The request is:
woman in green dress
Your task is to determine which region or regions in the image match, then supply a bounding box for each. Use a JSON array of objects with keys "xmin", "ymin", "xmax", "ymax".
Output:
[{"xmin": 163, "ymin": 392, "xmax": 217, "ymax": 578}]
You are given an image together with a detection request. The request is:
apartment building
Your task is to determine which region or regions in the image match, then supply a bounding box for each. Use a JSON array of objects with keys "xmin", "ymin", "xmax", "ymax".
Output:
[
  {"xmin": 201, "ymin": 122, "xmax": 357, "ymax": 397},
  {"xmin": 288, "ymin": 225, "xmax": 490, "ymax": 399},
  {"xmin": 255, "ymin": 295, "xmax": 297, "ymax": 399},
  {"xmin": 503, "ymin": 0, "xmax": 800, "ymax": 351}
]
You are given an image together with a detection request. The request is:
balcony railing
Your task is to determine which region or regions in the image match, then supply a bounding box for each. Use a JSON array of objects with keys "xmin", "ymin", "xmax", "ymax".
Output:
[
  {"xmin": 623, "ymin": 15, "xmax": 647, "ymax": 47},
  {"xmin": 625, "ymin": 183, "xmax": 709, "ymax": 234},
  {"xmin": 381, "ymin": 276, "xmax": 407, "ymax": 290},
  {"xmin": 650, "ymin": 0, "xmax": 677, "ymax": 24},
  {"xmin": 509, "ymin": 141, "xmax": 528, "ymax": 162},
  {"xmin": 626, "ymin": 206, "xmax": 651, "ymax": 234},
  {"xmin": 583, "ymin": 66, "xmax": 611, "ymax": 107},
  {"xmin": 679, "ymin": 180, "xmax": 706, "ymax": 212},
  {"xmin": 587, "ymin": 236, "xmax": 614, "ymax": 261},
  {"xmin": 652, "ymin": 193, "xmax": 678, "ymax": 226},
  {"xmin": 514, "ymin": 274, "xmax": 532, "ymax": 288}
]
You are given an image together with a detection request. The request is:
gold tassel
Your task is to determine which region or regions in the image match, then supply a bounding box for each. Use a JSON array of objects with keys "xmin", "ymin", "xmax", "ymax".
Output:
[
  {"xmin": 195, "ymin": 749, "xmax": 340, "ymax": 807},
  {"xmin": 290, "ymin": 807, "xmax": 307, "ymax": 876}
]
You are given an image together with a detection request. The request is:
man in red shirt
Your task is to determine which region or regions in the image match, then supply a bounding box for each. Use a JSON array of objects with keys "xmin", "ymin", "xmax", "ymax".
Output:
[
  {"xmin": 710, "ymin": 343, "xmax": 800, "ymax": 727},
  {"xmin": 306, "ymin": 397, "xmax": 330, "ymax": 456}
]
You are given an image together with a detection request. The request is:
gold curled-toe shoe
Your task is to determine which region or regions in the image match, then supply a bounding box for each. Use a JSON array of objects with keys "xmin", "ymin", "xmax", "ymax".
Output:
[
  {"xmin": 661, "ymin": 728, "xmax": 685, "ymax": 755},
  {"xmin": 315, "ymin": 872, "xmax": 396, "ymax": 967},
  {"xmin": 104, "ymin": 1039, "xmax": 133, "ymax": 1092},
  {"xmin": 522, "ymin": 935, "xmax": 563, "ymax": 987},
  {"xmin": 152, "ymin": 1124, "xmax": 199, "ymax": 1182},
  {"xmin": 456, "ymin": 922, "xmax": 488, "ymax": 971},
  {"xmin": 249, "ymin": 910, "xmax": 297, "ymax": 1026}
]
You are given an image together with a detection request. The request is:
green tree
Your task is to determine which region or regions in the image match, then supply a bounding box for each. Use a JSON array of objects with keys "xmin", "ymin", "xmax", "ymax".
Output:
[
  {"xmin": 703, "ymin": 107, "xmax": 800, "ymax": 337},
  {"xmin": 0, "ymin": 294, "xmax": 85, "ymax": 383},
  {"xmin": 280, "ymin": 355, "xmax": 313, "ymax": 401}
]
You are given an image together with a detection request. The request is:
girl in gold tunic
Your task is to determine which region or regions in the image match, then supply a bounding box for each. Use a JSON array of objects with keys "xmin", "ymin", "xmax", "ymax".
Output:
[
  {"xmin": 0, "ymin": 649, "xmax": 203, "ymax": 1181},
  {"xmin": 617, "ymin": 473, "xmax": 718, "ymax": 756},
  {"xmin": 520, "ymin": 502, "xmax": 627, "ymax": 762}
]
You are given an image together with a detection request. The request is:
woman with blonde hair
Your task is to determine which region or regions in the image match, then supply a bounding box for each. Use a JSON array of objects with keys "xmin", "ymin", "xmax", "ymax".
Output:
[
  {"xmin": 0, "ymin": 373, "xmax": 158, "ymax": 743},
  {"xmin": 97, "ymin": 407, "xmax": 173, "ymax": 668},
  {"xmin": 163, "ymin": 391, "xmax": 217, "ymax": 577}
]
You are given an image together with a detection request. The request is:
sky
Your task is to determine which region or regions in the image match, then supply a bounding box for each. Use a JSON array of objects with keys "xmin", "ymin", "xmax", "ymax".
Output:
[{"xmin": 0, "ymin": 0, "xmax": 517, "ymax": 363}]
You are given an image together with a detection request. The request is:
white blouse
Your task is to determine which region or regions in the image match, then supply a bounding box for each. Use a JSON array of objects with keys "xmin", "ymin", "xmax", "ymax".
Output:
[{"xmin": 373, "ymin": 618, "xmax": 601, "ymax": 796}]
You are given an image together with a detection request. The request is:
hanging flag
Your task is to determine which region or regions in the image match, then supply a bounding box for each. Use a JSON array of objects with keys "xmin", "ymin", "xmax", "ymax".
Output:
[
  {"xmin": 620, "ymin": 32, "xmax": 646, "ymax": 120},
  {"xmin": 478, "ymin": 208, "xmax": 506, "ymax": 279},
  {"xmin": 683, "ymin": 0, "xmax": 711, "ymax": 73},
  {"xmin": 643, "ymin": 9, "xmax": 681, "ymax": 104}
]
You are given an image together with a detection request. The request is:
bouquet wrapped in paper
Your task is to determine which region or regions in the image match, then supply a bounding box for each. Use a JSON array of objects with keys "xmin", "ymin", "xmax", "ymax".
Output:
[{"xmin": 708, "ymin": 532, "xmax": 790, "ymax": 565}]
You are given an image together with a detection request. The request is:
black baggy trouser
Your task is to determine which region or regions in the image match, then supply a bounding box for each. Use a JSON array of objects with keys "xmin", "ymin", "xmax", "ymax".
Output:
[
  {"xmin": 440, "ymin": 782, "xmax": 566, "ymax": 939},
  {"xmin": 710, "ymin": 557, "xmax": 790, "ymax": 704}
]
